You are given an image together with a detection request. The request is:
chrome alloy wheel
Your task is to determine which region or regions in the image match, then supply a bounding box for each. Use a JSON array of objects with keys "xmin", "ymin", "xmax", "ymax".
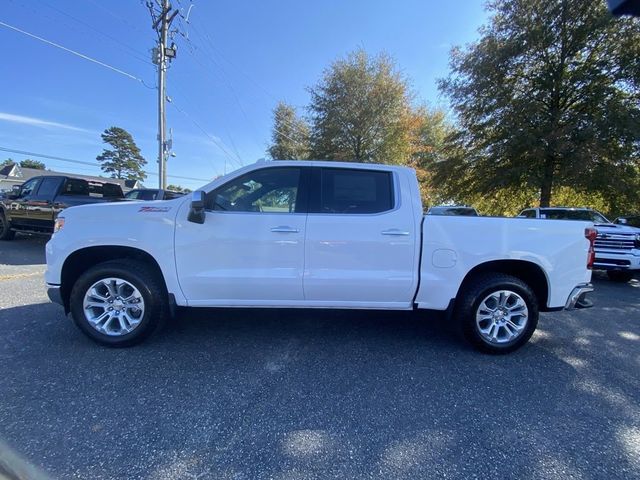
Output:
[
  {"xmin": 82, "ymin": 277, "xmax": 145, "ymax": 336},
  {"xmin": 475, "ymin": 290, "xmax": 529, "ymax": 344}
]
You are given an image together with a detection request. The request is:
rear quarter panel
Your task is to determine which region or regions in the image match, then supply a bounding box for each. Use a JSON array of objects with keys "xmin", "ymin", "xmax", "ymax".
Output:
[{"xmin": 416, "ymin": 216, "xmax": 593, "ymax": 310}]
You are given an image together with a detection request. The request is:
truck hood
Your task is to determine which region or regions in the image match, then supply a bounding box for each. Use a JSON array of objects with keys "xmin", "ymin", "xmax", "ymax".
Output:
[
  {"xmin": 594, "ymin": 223, "xmax": 640, "ymax": 235},
  {"xmin": 60, "ymin": 196, "xmax": 188, "ymax": 221},
  {"xmin": 60, "ymin": 198, "xmax": 188, "ymax": 232}
]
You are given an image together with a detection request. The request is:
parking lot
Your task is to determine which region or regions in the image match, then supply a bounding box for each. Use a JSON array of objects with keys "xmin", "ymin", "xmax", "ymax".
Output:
[{"xmin": 0, "ymin": 235, "xmax": 639, "ymax": 480}]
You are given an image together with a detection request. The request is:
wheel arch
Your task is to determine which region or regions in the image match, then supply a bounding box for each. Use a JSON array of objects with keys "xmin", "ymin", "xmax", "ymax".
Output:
[
  {"xmin": 60, "ymin": 246, "xmax": 168, "ymax": 312},
  {"xmin": 457, "ymin": 259, "xmax": 550, "ymax": 311}
]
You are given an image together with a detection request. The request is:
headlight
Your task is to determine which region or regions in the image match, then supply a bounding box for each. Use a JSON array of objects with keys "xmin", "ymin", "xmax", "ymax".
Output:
[
  {"xmin": 53, "ymin": 217, "xmax": 65, "ymax": 233},
  {"xmin": 635, "ymin": 233, "xmax": 640, "ymax": 249}
]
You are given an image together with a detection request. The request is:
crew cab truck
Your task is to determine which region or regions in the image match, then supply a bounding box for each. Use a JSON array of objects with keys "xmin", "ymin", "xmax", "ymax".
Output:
[
  {"xmin": 518, "ymin": 207, "xmax": 640, "ymax": 282},
  {"xmin": 45, "ymin": 161, "xmax": 595, "ymax": 354},
  {"xmin": 0, "ymin": 175, "xmax": 124, "ymax": 239}
]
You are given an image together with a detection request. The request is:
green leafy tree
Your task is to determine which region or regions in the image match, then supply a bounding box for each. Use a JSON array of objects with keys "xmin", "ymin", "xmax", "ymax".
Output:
[
  {"xmin": 267, "ymin": 102, "xmax": 311, "ymax": 160},
  {"xmin": 437, "ymin": 0, "xmax": 640, "ymax": 210},
  {"xmin": 407, "ymin": 107, "xmax": 454, "ymax": 206},
  {"xmin": 0, "ymin": 158, "xmax": 15, "ymax": 168},
  {"xmin": 96, "ymin": 127, "xmax": 147, "ymax": 181},
  {"xmin": 19, "ymin": 159, "xmax": 45, "ymax": 170},
  {"xmin": 308, "ymin": 49, "xmax": 414, "ymax": 164}
]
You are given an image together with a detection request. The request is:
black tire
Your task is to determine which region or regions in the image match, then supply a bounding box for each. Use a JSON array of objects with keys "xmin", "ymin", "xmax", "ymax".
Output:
[
  {"xmin": 69, "ymin": 259, "xmax": 168, "ymax": 347},
  {"xmin": 607, "ymin": 270, "xmax": 634, "ymax": 283},
  {"xmin": 0, "ymin": 211, "xmax": 15, "ymax": 240},
  {"xmin": 455, "ymin": 273, "xmax": 539, "ymax": 354}
]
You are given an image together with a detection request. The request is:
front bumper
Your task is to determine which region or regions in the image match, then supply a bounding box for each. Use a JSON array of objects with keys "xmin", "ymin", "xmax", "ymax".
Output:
[
  {"xmin": 46, "ymin": 284, "xmax": 63, "ymax": 306},
  {"xmin": 594, "ymin": 250, "xmax": 640, "ymax": 271},
  {"xmin": 565, "ymin": 283, "xmax": 594, "ymax": 310}
]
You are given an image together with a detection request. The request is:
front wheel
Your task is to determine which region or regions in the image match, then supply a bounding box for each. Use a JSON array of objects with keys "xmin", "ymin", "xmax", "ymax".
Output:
[
  {"xmin": 607, "ymin": 270, "xmax": 634, "ymax": 283},
  {"xmin": 455, "ymin": 273, "xmax": 539, "ymax": 354},
  {"xmin": 69, "ymin": 259, "xmax": 168, "ymax": 347},
  {"xmin": 0, "ymin": 212, "xmax": 15, "ymax": 240}
]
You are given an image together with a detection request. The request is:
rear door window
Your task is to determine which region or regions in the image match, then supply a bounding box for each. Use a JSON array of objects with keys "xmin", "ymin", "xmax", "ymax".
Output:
[
  {"xmin": 313, "ymin": 168, "xmax": 394, "ymax": 214},
  {"xmin": 101, "ymin": 183, "xmax": 124, "ymax": 198},
  {"xmin": 62, "ymin": 178, "xmax": 89, "ymax": 196},
  {"xmin": 87, "ymin": 182, "xmax": 124, "ymax": 198}
]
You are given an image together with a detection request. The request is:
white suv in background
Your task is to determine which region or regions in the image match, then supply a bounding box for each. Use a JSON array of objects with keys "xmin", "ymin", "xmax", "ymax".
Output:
[{"xmin": 518, "ymin": 207, "xmax": 640, "ymax": 282}]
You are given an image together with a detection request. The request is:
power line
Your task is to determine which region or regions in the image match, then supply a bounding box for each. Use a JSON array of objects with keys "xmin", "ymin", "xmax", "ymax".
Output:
[
  {"xmin": 174, "ymin": 4, "xmax": 305, "ymax": 161},
  {"xmin": 168, "ymin": 83, "xmax": 245, "ymax": 168},
  {"xmin": 0, "ymin": 20, "xmax": 148, "ymax": 84},
  {"xmin": 169, "ymin": 100, "xmax": 244, "ymax": 170},
  {"xmin": 189, "ymin": 18, "xmax": 277, "ymax": 101},
  {"xmin": 86, "ymin": 0, "xmax": 147, "ymax": 34},
  {"xmin": 178, "ymin": 23, "xmax": 305, "ymax": 151},
  {"xmin": 177, "ymin": 23, "xmax": 264, "ymax": 153},
  {"xmin": 166, "ymin": 48, "xmax": 249, "ymax": 166},
  {"xmin": 0, "ymin": 146, "xmax": 211, "ymax": 182},
  {"xmin": 172, "ymin": 6, "xmax": 297, "ymax": 152},
  {"xmin": 33, "ymin": 0, "xmax": 154, "ymax": 66},
  {"xmin": 169, "ymin": 11, "xmax": 248, "ymax": 165},
  {"xmin": 186, "ymin": 18, "xmax": 312, "ymax": 147}
]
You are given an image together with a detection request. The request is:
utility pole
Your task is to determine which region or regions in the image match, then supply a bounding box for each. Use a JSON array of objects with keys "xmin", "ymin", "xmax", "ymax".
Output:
[{"xmin": 149, "ymin": 1, "xmax": 177, "ymax": 189}]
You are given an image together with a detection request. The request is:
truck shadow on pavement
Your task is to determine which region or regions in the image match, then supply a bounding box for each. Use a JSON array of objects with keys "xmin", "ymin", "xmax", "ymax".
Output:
[
  {"xmin": 1, "ymin": 276, "xmax": 639, "ymax": 479},
  {"xmin": 0, "ymin": 234, "xmax": 48, "ymax": 266}
]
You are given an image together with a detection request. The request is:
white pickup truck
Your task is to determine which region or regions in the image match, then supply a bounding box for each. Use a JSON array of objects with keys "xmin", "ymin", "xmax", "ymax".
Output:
[
  {"xmin": 45, "ymin": 161, "xmax": 595, "ymax": 353},
  {"xmin": 518, "ymin": 207, "xmax": 640, "ymax": 282}
]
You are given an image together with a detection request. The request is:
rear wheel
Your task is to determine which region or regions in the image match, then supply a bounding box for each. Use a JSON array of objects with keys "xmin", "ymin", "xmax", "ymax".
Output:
[
  {"xmin": 0, "ymin": 212, "xmax": 15, "ymax": 240},
  {"xmin": 455, "ymin": 273, "xmax": 539, "ymax": 354},
  {"xmin": 607, "ymin": 270, "xmax": 634, "ymax": 283},
  {"xmin": 69, "ymin": 259, "xmax": 168, "ymax": 347}
]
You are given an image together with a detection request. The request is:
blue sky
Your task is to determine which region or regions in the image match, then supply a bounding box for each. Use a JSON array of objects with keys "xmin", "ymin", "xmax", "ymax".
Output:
[{"xmin": 1, "ymin": 0, "xmax": 488, "ymax": 190}]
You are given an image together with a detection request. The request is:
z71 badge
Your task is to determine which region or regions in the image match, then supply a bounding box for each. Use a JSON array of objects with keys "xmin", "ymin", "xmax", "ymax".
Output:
[{"xmin": 138, "ymin": 206, "xmax": 172, "ymax": 213}]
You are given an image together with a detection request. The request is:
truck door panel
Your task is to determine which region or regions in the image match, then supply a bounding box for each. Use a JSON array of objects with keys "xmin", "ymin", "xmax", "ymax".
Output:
[
  {"xmin": 175, "ymin": 166, "xmax": 310, "ymax": 304},
  {"xmin": 303, "ymin": 167, "xmax": 418, "ymax": 305},
  {"xmin": 7, "ymin": 177, "xmax": 41, "ymax": 227}
]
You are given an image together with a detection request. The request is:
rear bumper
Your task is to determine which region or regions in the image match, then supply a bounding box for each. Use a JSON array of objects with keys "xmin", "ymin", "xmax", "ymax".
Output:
[
  {"xmin": 565, "ymin": 283, "xmax": 594, "ymax": 310},
  {"xmin": 46, "ymin": 284, "xmax": 63, "ymax": 306}
]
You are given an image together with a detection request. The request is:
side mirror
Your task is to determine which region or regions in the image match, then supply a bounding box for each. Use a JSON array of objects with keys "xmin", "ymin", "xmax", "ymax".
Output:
[
  {"xmin": 8, "ymin": 186, "xmax": 20, "ymax": 199},
  {"xmin": 187, "ymin": 190, "xmax": 206, "ymax": 224},
  {"xmin": 617, "ymin": 218, "xmax": 628, "ymax": 225}
]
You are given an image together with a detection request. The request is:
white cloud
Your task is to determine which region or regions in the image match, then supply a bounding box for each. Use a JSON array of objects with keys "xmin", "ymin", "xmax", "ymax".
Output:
[{"xmin": 0, "ymin": 112, "xmax": 93, "ymax": 134}]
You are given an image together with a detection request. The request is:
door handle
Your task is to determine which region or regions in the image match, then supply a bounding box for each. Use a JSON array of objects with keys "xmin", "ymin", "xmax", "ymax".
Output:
[
  {"xmin": 271, "ymin": 226, "xmax": 299, "ymax": 233},
  {"xmin": 381, "ymin": 229, "xmax": 410, "ymax": 236}
]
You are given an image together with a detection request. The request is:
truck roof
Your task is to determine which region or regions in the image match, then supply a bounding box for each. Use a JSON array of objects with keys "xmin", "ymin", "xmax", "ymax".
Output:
[
  {"xmin": 256, "ymin": 159, "xmax": 414, "ymax": 172},
  {"xmin": 32, "ymin": 174, "xmax": 121, "ymax": 185}
]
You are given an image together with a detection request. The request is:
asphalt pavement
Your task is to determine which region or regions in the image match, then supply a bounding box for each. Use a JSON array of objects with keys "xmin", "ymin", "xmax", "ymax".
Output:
[{"xmin": 0, "ymin": 234, "xmax": 639, "ymax": 480}]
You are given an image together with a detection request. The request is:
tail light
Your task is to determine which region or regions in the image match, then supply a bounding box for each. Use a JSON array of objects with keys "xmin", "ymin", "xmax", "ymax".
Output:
[{"xmin": 585, "ymin": 227, "xmax": 597, "ymax": 269}]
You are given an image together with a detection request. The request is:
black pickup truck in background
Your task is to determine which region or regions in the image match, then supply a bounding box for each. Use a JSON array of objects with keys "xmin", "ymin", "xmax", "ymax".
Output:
[{"xmin": 0, "ymin": 175, "xmax": 124, "ymax": 240}]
